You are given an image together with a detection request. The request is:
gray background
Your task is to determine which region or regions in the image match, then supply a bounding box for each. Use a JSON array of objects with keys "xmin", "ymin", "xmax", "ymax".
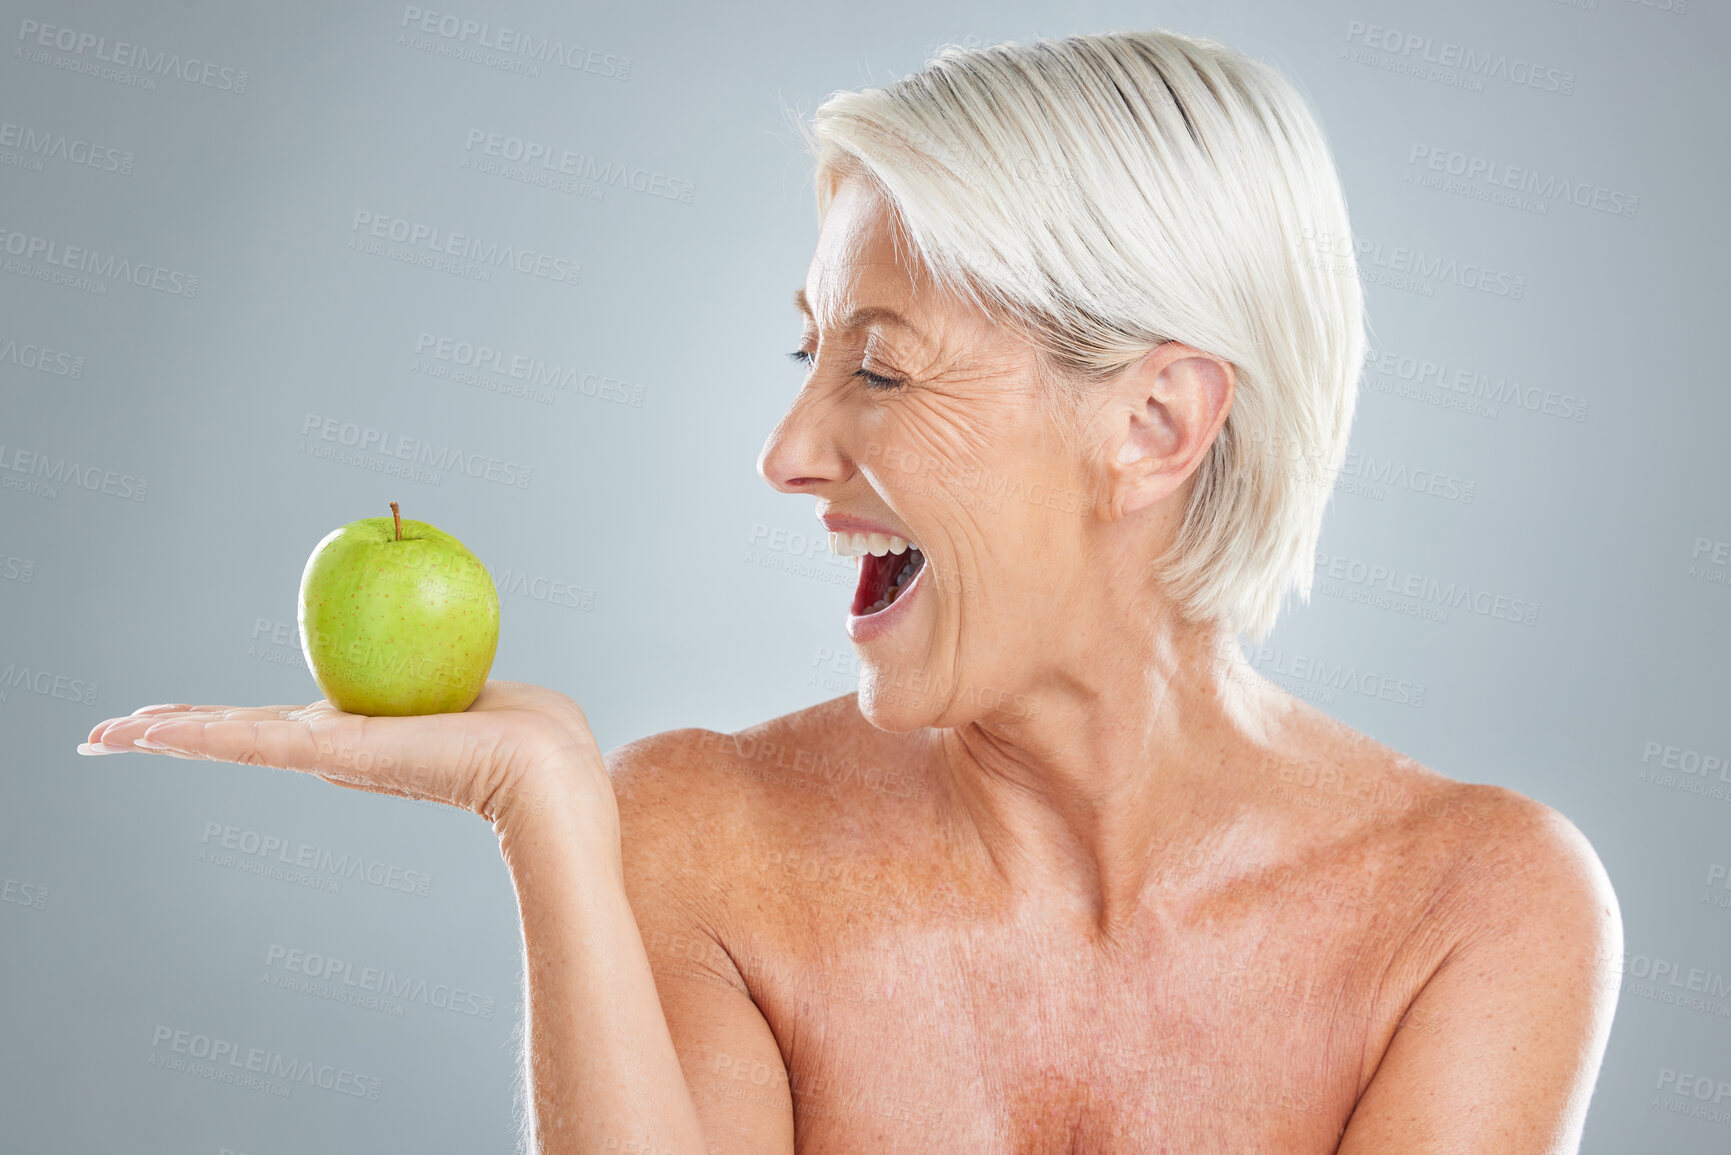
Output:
[{"xmin": 2, "ymin": 0, "xmax": 1726, "ymax": 1151}]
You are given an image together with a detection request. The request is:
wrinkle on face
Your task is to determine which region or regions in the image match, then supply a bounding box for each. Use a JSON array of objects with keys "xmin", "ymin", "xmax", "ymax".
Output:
[
  {"xmin": 767, "ymin": 172, "xmax": 1289, "ymax": 934},
  {"xmin": 791, "ymin": 175, "xmax": 1098, "ymax": 729}
]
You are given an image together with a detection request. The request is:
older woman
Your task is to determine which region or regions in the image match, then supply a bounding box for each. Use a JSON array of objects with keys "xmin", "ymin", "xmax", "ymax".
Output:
[{"xmin": 81, "ymin": 29, "xmax": 1619, "ymax": 1155}]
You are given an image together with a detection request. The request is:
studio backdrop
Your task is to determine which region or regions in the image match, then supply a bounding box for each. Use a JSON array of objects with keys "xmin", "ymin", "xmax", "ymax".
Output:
[{"xmin": 1, "ymin": 0, "xmax": 1726, "ymax": 1152}]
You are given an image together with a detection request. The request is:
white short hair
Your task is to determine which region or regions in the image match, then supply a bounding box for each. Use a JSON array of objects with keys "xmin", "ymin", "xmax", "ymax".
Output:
[{"xmin": 801, "ymin": 29, "xmax": 1366, "ymax": 642}]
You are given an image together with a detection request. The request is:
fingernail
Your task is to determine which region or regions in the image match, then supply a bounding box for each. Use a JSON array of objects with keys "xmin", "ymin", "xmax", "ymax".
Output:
[
  {"xmin": 77, "ymin": 742, "xmax": 134, "ymax": 755},
  {"xmin": 134, "ymin": 737, "xmax": 175, "ymax": 750},
  {"xmin": 130, "ymin": 703, "xmax": 190, "ymax": 716}
]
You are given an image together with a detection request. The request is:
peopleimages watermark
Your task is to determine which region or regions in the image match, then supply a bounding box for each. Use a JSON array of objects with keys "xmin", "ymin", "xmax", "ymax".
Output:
[
  {"xmin": 398, "ymin": 6, "xmax": 630, "ymax": 80},
  {"xmin": 0, "ymin": 334, "xmax": 86, "ymax": 378},
  {"xmin": 246, "ymin": 618, "xmax": 307, "ymax": 671},
  {"xmin": 0, "ymin": 659, "xmax": 98, "ymax": 706},
  {"xmin": 861, "ymin": 440, "xmax": 1093, "ymax": 517},
  {"xmin": 1245, "ymin": 644, "xmax": 1427, "ymax": 709},
  {"xmin": 15, "ymin": 18, "xmax": 250, "ymax": 94},
  {"xmin": 0, "ymin": 224, "xmax": 198, "ymax": 297},
  {"xmin": 462, "ymin": 129, "xmax": 693, "ymax": 205},
  {"xmin": 347, "ymin": 210, "xmax": 580, "ymax": 288},
  {"xmin": 487, "ymin": 564, "xmax": 596, "ymax": 612},
  {"xmin": 806, "ymin": 648, "xmax": 1039, "ymax": 720},
  {"xmin": 897, "ymin": 119, "xmax": 1081, "ymax": 196},
  {"xmin": 1652, "ymin": 1065, "xmax": 1731, "ymax": 1127},
  {"xmin": 297, "ymin": 412, "xmax": 534, "ymax": 489},
  {"xmin": 1256, "ymin": 753, "xmax": 1490, "ymax": 831},
  {"xmin": 1553, "ymin": 0, "xmax": 1691, "ymax": 15},
  {"xmin": 649, "ymin": 929, "xmax": 884, "ymax": 1007},
  {"xmin": 1362, "ymin": 344, "xmax": 1589, "ymax": 424},
  {"xmin": 695, "ymin": 730, "xmax": 927, "ymax": 801},
  {"xmin": 1689, "ymin": 535, "xmax": 1731, "ymax": 591},
  {"xmin": 0, "ymin": 442, "xmax": 148, "ymax": 502},
  {"xmin": 1313, "ymin": 549, "xmax": 1540, "ymax": 628},
  {"xmin": 148, "ymin": 1024, "xmax": 381, "ymax": 1101},
  {"xmin": 1613, "ymin": 949, "xmax": 1731, "ymax": 1018},
  {"xmin": 262, "ymin": 942, "xmax": 498, "ymax": 1020},
  {"xmin": 1, "ymin": 873, "xmax": 50, "ymax": 911},
  {"xmin": 1336, "ymin": 451, "xmax": 1474, "ymax": 504},
  {"xmin": 0, "ymin": 118, "xmax": 134, "ymax": 176},
  {"xmin": 198, "ymin": 820, "xmax": 434, "ymax": 897},
  {"xmin": 1299, "ymin": 226, "xmax": 1527, "ymax": 301},
  {"xmin": 1406, "ymin": 143, "xmax": 1638, "ymax": 220},
  {"xmin": 1341, "ymin": 19, "xmax": 1576, "ymax": 97},
  {"xmin": 1705, "ymin": 862, "xmax": 1731, "ymax": 912},
  {"xmin": 744, "ymin": 522, "xmax": 857, "ymax": 588},
  {"xmin": 1244, "ymin": 430, "xmax": 1477, "ymax": 505},
  {"xmin": 1636, "ymin": 739, "xmax": 1731, "ymax": 803},
  {"xmin": 0, "ymin": 548, "xmax": 35, "ymax": 583},
  {"xmin": 412, "ymin": 331, "xmax": 647, "ymax": 407}
]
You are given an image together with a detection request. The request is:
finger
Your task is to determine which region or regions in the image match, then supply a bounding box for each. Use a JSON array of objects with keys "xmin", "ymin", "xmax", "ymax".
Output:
[
  {"xmin": 178, "ymin": 703, "xmax": 323, "ymax": 716},
  {"xmin": 85, "ymin": 714, "xmax": 177, "ymax": 749},
  {"xmin": 136, "ymin": 714, "xmax": 328, "ymax": 771},
  {"xmin": 75, "ymin": 740, "xmax": 151, "ymax": 756},
  {"xmin": 94, "ymin": 706, "xmax": 315, "ymax": 746},
  {"xmin": 135, "ymin": 704, "xmax": 320, "ymax": 720},
  {"xmin": 75, "ymin": 740, "xmax": 206, "ymax": 759},
  {"xmin": 136, "ymin": 712, "xmax": 461, "ymax": 798},
  {"xmin": 134, "ymin": 711, "xmax": 498, "ymax": 811},
  {"xmin": 88, "ymin": 704, "xmax": 204, "ymax": 739}
]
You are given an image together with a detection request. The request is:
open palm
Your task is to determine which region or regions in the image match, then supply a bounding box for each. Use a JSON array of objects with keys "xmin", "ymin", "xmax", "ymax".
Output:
[{"xmin": 78, "ymin": 680, "xmax": 604, "ymax": 826}]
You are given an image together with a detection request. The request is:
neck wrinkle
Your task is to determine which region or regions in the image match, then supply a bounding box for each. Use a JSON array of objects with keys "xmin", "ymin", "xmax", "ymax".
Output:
[{"xmin": 927, "ymin": 611, "xmax": 1283, "ymax": 939}]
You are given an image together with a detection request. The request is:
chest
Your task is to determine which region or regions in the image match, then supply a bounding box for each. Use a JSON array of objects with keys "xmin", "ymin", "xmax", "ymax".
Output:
[{"xmin": 733, "ymin": 840, "xmax": 1427, "ymax": 1153}]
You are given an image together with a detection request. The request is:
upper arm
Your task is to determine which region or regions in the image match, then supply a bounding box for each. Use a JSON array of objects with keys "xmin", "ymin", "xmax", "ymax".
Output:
[
  {"xmin": 1337, "ymin": 792, "xmax": 1623, "ymax": 1155},
  {"xmin": 608, "ymin": 730, "xmax": 797, "ymax": 1155}
]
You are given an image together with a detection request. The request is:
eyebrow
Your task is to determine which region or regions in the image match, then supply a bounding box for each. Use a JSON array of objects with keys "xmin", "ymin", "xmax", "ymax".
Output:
[{"xmin": 793, "ymin": 287, "xmax": 924, "ymax": 339}]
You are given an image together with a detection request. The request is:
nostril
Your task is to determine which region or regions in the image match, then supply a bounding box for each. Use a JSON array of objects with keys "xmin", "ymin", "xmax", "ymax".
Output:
[{"xmin": 757, "ymin": 399, "xmax": 854, "ymax": 493}]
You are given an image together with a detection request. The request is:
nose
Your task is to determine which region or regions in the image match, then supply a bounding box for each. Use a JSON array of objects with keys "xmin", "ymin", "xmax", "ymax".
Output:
[{"xmin": 757, "ymin": 383, "xmax": 852, "ymax": 494}]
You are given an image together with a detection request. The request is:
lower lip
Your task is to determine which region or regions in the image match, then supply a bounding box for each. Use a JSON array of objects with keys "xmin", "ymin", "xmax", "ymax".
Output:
[{"xmin": 845, "ymin": 557, "xmax": 926, "ymax": 643}]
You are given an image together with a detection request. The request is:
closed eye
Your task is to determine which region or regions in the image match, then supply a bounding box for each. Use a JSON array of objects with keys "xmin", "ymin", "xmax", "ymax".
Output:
[
  {"xmin": 852, "ymin": 367, "xmax": 906, "ymax": 391},
  {"xmin": 784, "ymin": 349, "xmax": 905, "ymax": 392}
]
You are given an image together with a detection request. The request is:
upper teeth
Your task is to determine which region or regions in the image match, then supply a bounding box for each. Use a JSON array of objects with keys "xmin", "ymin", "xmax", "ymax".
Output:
[{"xmin": 829, "ymin": 531, "xmax": 915, "ymax": 558}]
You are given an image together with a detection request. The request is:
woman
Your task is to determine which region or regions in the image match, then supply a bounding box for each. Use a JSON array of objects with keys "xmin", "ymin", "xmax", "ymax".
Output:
[{"xmin": 80, "ymin": 29, "xmax": 1620, "ymax": 1154}]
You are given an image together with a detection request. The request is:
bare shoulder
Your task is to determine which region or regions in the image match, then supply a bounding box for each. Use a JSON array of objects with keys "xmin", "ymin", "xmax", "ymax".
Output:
[
  {"xmin": 604, "ymin": 722, "xmax": 752, "ymax": 823},
  {"xmin": 1298, "ymin": 708, "xmax": 1621, "ymax": 964},
  {"xmin": 1432, "ymin": 781, "xmax": 1623, "ymax": 967},
  {"xmin": 602, "ymin": 694, "xmax": 894, "ymax": 872},
  {"xmin": 1317, "ymin": 725, "xmax": 1625, "ymax": 1151}
]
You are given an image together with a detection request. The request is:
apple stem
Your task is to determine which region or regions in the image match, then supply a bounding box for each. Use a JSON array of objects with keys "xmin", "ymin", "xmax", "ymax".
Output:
[{"xmin": 390, "ymin": 501, "xmax": 402, "ymax": 541}]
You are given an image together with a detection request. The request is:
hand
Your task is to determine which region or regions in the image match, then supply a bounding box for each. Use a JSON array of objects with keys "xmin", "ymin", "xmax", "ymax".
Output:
[{"xmin": 77, "ymin": 680, "xmax": 607, "ymax": 828}]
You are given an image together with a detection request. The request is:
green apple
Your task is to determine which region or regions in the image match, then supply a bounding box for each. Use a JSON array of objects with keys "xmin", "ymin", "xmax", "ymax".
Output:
[{"xmin": 297, "ymin": 502, "xmax": 500, "ymax": 715}]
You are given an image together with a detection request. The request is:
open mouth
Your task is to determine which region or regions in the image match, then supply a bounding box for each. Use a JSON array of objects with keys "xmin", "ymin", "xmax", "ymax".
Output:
[{"xmin": 830, "ymin": 532, "xmax": 927, "ymax": 617}]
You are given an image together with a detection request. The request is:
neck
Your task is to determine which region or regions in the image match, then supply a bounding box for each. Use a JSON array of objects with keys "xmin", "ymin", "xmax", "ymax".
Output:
[{"xmin": 926, "ymin": 609, "xmax": 1291, "ymax": 939}]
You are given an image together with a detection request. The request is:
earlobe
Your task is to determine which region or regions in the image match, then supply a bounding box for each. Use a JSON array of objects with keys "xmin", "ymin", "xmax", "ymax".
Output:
[{"xmin": 1108, "ymin": 428, "xmax": 1162, "ymax": 521}]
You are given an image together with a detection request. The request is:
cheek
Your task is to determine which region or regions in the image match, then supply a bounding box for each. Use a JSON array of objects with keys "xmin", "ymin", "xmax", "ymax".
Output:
[
  {"xmin": 872, "ymin": 398, "xmax": 1025, "ymax": 498},
  {"xmin": 860, "ymin": 393, "xmax": 1073, "ymax": 599}
]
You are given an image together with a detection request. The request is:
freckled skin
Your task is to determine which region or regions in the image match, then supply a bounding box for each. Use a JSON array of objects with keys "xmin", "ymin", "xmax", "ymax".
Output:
[
  {"xmin": 623, "ymin": 695, "xmax": 1504, "ymax": 1152},
  {"xmin": 610, "ymin": 173, "xmax": 1619, "ymax": 1153},
  {"xmin": 298, "ymin": 516, "xmax": 499, "ymax": 715}
]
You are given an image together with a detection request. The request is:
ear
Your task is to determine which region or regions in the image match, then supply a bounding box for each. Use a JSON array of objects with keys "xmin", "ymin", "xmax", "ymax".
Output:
[{"xmin": 1103, "ymin": 342, "xmax": 1235, "ymax": 520}]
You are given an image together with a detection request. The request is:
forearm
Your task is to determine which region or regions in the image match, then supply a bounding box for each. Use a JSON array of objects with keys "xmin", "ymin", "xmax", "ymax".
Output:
[{"xmin": 498, "ymin": 780, "xmax": 709, "ymax": 1155}]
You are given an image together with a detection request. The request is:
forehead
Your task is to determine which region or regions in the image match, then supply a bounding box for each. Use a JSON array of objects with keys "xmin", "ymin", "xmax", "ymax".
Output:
[{"xmin": 798, "ymin": 176, "xmax": 928, "ymax": 332}]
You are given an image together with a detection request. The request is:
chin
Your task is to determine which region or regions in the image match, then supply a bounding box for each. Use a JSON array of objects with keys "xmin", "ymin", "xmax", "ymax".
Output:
[{"xmin": 854, "ymin": 677, "xmax": 948, "ymax": 733}]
